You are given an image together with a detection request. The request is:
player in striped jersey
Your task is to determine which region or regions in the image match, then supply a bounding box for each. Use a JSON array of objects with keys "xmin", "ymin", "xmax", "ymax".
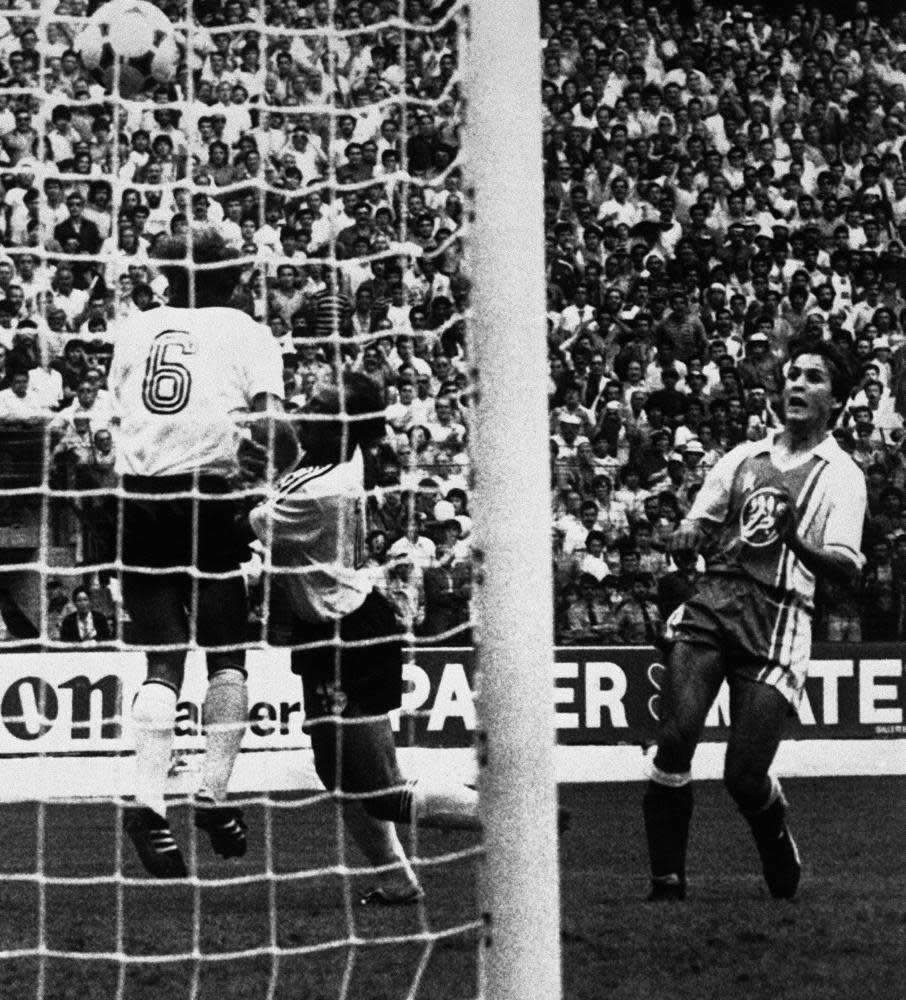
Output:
[
  {"xmin": 250, "ymin": 372, "xmax": 480, "ymax": 905},
  {"xmin": 643, "ymin": 340, "xmax": 865, "ymax": 901},
  {"xmin": 111, "ymin": 230, "xmax": 290, "ymax": 878}
]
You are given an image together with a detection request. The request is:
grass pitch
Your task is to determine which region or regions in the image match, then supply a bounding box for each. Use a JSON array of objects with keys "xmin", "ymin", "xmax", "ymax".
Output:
[{"xmin": 1, "ymin": 775, "xmax": 903, "ymax": 999}]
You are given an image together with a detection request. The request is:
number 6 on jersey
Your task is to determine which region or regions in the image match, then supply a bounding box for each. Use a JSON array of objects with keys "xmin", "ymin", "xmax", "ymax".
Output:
[
  {"xmin": 142, "ymin": 330, "xmax": 195, "ymax": 415},
  {"xmin": 109, "ymin": 301, "xmax": 285, "ymax": 478}
]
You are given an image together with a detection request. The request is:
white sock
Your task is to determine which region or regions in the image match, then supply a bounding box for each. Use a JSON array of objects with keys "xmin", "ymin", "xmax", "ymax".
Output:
[
  {"xmin": 342, "ymin": 802, "xmax": 420, "ymax": 892},
  {"xmin": 411, "ymin": 779, "xmax": 481, "ymax": 831},
  {"xmin": 199, "ymin": 670, "xmax": 248, "ymax": 802},
  {"xmin": 132, "ymin": 681, "xmax": 178, "ymax": 817}
]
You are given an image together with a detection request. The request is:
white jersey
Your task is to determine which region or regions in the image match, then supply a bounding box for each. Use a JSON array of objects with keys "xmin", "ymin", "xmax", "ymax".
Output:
[
  {"xmin": 109, "ymin": 306, "xmax": 284, "ymax": 477},
  {"xmin": 249, "ymin": 448, "xmax": 373, "ymax": 624}
]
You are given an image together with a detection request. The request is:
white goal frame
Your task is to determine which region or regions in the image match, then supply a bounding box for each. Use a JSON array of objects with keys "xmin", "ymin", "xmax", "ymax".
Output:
[{"xmin": 467, "ymin": 3, "xmax": 563, "ymax": 999}]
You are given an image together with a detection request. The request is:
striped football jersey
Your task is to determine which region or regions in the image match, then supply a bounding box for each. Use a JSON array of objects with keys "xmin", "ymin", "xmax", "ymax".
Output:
[
  {"xmin": 249, "ymin": 448, "xmax": 372, "ymax": 623},
  {"xmin": 688, "ymin": 432, "xmax": 866, "ymax": 610}
]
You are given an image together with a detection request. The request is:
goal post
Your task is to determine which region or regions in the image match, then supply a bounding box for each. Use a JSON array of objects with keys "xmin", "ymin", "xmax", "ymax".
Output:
[{"xmin": 467, "ymin": 3, "xmax": 563, "ymax": 999}]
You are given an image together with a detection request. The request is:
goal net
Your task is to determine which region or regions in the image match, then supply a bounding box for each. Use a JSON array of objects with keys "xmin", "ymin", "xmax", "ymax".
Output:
[{"xmin": 0, "ymin": 0, "xmax": 560, "ymax": 998}]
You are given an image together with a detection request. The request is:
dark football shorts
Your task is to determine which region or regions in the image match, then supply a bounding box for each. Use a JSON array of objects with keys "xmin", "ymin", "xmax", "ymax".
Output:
[
  {"xmin": 291, "ymin": 590, "xmax": 405, "ymax": 725},
  {"xmin": 121, "ymin": 474, "xmax": 249, "ymax": 574},
  {"xmin": 663, "ymin": 572, "xmax": 812, "ymax": 706},
  {"xmin": 121, "ymin": 474, "xmax": 249, "ymax": 649}
]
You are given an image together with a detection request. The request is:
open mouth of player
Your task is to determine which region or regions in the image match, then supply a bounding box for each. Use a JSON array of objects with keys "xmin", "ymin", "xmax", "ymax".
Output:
[{"xmin": 786, "ymin": 395, "xmax": 807, "ymax": 413}]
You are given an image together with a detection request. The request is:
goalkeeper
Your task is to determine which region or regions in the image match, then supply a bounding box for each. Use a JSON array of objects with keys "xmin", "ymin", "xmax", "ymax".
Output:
[
  {"xmin": 111, "ymin": 229, "xmax": 288, "ymax": 878},
  {"xmin": 249, "ymin": 369, "xmax": 480, "ymax": 905}
]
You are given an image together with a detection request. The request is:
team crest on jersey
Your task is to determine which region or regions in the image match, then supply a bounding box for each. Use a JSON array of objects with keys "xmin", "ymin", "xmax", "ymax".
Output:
[{"xmin": 739, "ymin": 487, "xmax": 788, "ymax": 548}]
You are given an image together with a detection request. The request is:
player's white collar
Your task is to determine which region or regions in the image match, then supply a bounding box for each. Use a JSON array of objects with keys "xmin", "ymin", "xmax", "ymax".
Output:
[{"xmin": 755, "ymin": 429, "xmax": 840, "ymax": 463}]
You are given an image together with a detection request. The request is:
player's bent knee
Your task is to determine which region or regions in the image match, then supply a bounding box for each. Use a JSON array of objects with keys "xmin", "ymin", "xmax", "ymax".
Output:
[
  {"xmin": 310, "ymin": 724, "xmax": 406, "ymax": 819},
  {"xmin": 311, "ymin": 754, "xmax": 405, "ymax": 822},
  {"xmin": 653, "ymin": 748, "xmax": 693, "ymax": 777},
  {"xmin": 723, "ymin": 762, "xmax": 770, "ymax": 809},
  {"xmin": 653, "ymin": 722, "xmax": 696, "ymax": 774}
]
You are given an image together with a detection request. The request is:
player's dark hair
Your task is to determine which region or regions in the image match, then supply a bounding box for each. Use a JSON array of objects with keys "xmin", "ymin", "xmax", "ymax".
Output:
[
  {"xmin": 151, "ymin": 228, "xmax": 244, "ymax": 308},
  {"xmin": 341, "ymin": 371, "xmax": 387, "ymax": 453},
  {"xmin": 787, "ymin": 337, "xmax": 856, "ymax": 425}
]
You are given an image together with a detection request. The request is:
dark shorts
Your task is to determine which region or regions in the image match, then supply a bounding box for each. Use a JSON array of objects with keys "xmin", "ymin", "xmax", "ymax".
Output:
[
  {"xmin": 121, "ymin": 474, "xmax": 248, "ymax": 575},
  {"xmin": 663, "ymin": 573, "xmax": 812, "ymax": 706},
  {"xmin": 291, "ymin": 590, "xmax": 405, "ymax": 724}
]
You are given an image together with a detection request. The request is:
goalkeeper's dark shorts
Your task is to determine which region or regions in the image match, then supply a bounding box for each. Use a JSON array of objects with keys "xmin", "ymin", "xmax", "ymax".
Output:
[
  {"xmin": 663, "ymin": 573, "xmax": 812, "ymax": 708},
  {"xmin": 121, "ymin": 474, "xmax": 249, "ymax": 575},
  {"xmin": 291, "ymin": 590, "xmax": 405, "ymax": 726}
]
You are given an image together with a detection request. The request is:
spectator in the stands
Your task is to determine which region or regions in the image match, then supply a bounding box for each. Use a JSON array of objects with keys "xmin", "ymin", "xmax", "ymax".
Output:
[
  {"xmin": 0, "ymin": 369, "xmax": 48, "ymax": 419},
  {"xmin": 421, "ymin": 536, "xmax": 471, "ymax": 642},
  {"xmin": 614, "ymin": 572, "xmax": 663, "ymax": 645},
  {"xmin": 561, "ymin": 573, "xmax": 618, "ymax": 645},
  {"xmin": 58, "ymin": 585, "xmax": 112, "ymax": 644}
]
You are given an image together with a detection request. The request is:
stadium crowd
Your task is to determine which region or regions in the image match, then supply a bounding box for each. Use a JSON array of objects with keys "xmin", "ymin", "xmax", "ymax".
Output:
[
  {"xmin": 541, "ymin": 0, "xmax": 906, "ymax": 645},
  {"xmin": 0, "ymin": 0, "xmax": 902, "ymax": 646}
]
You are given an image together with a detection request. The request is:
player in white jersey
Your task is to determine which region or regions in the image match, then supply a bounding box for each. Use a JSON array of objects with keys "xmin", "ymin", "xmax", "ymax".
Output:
[
  {"xmin": 111, "ymin": 229, "xmax": 287, "ymax": 878},
  {"xmin": 250, "ymin": 372, "xmax": 481, "ymax": 905},
  {"xmin": 643, "ymin": 340, "xmax": 865, "ymax": 902}
]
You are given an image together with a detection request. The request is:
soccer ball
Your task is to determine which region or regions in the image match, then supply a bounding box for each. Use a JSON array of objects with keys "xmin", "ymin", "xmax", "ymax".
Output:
[{"xmin": 76, "ymin": 0, "xmax": 179, "ymax": 98}]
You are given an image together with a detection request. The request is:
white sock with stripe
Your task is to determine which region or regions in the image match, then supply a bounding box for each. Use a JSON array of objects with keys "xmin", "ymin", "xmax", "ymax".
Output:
[{"xmin": 200, "ymin": 669, "xmax": 248, "ymax": 803}]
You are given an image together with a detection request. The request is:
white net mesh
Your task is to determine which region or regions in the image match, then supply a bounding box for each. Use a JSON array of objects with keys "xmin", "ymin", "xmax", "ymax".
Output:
[{"xmin": 0, "ymin": 1, "xmax": 493, "ymax": 996}]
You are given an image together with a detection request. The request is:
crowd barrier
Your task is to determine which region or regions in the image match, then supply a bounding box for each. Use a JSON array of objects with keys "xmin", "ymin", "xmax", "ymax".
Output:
[{"xmin": 1, "ymin": 645, "xmax": 904, "ymax": 799}]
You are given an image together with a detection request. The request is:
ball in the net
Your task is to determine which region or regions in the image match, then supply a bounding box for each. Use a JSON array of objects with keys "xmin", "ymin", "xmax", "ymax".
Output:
[{"xmin": 76, "ymin": 0, "xmax": 179, "ymax": 98}]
